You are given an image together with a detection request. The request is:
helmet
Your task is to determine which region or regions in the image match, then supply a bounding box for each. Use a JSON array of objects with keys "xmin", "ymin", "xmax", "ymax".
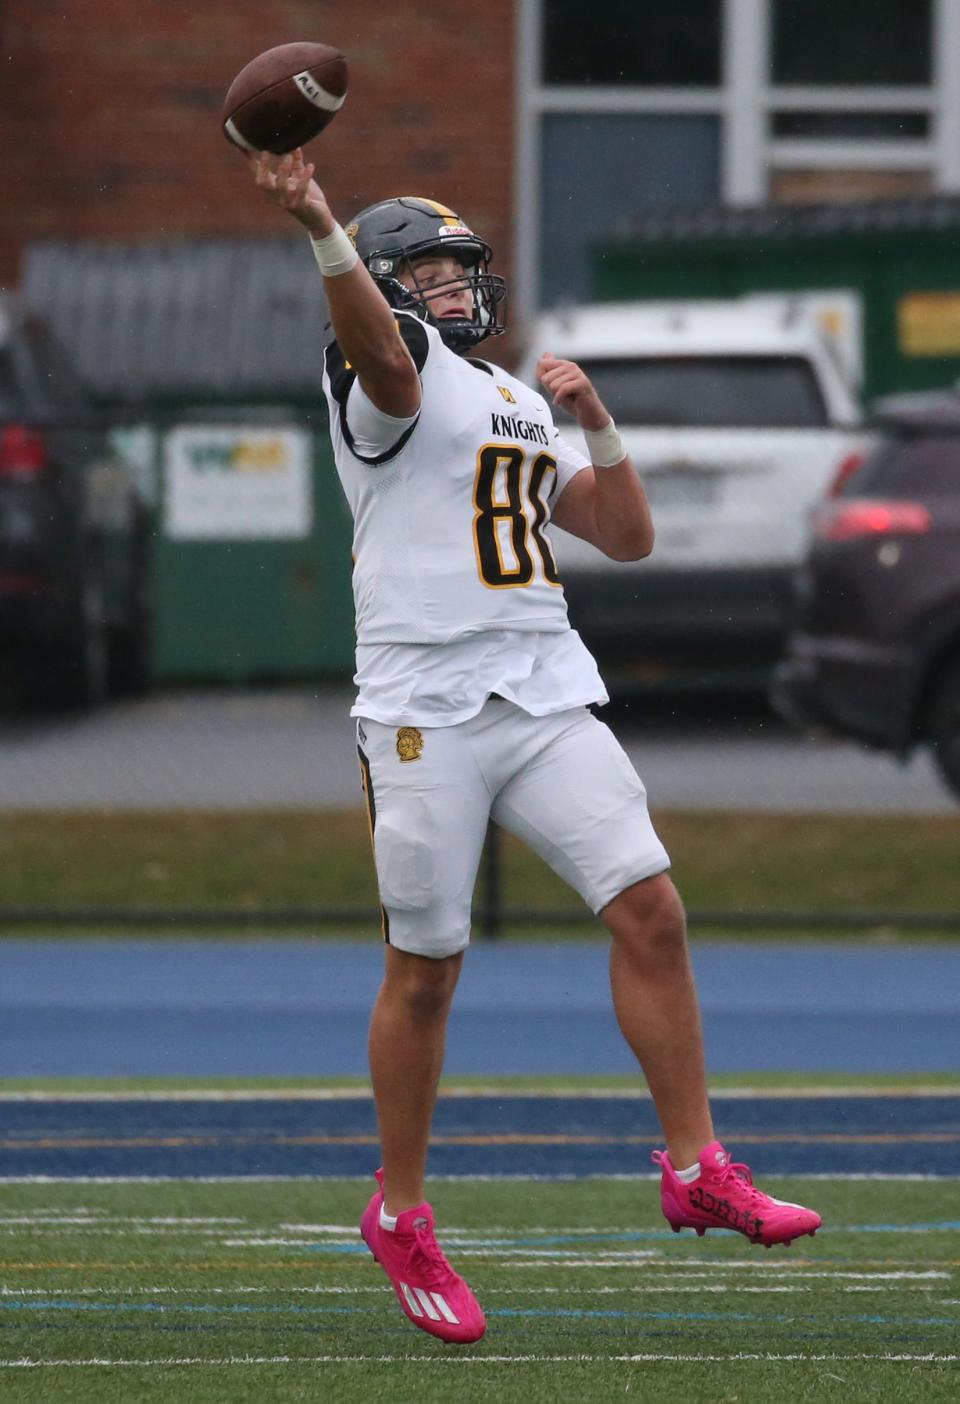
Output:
[{"xmin": 344, "ymin": 196, "xmax": 507, "ymax": 352}]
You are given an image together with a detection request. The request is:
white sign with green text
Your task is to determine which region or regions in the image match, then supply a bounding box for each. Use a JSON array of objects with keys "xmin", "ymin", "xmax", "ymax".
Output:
[{"xmin": 164, "ymin": 426, "xmax": 313, "ymax": 539}]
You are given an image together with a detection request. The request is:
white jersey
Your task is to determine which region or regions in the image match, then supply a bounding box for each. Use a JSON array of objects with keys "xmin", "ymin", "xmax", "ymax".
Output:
[{"xmin": 321, "ymin": 311, "xmax": 607, "ymax": 725}]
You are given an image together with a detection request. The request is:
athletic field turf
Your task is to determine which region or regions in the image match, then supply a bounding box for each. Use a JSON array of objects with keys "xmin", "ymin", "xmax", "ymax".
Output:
[{"xmin": 1, "ymin": 1084, "xmax": 958, "ymax": 1401}]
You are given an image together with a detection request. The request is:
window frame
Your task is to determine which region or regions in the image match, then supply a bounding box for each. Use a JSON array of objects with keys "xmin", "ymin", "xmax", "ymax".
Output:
[{"xmin": 515, "ymin": 0, "xmax": 960, "ymax": 328}]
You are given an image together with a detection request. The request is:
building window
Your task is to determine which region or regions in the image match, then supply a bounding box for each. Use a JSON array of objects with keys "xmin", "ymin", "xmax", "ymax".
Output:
[
  {"xmin": 771, "ymin": 0, "xmax": 932, "ymax": 86},
  {"xmin": 770, "ymin": 112, "xmax": 930, "ymax": 141},
  {"xmin": 542, "ymin": 0, "xmax": 722, "ymax": 87},
  {"xmin": 539, "ymin": 114, "xmax": 720, "ymax": 306},
  {"xmin": 520, "ymin": 0, "xmax": 957, "ymax": 322}
]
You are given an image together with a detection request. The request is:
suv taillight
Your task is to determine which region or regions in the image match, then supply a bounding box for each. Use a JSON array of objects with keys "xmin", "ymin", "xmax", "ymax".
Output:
[
  {"xmin": 0, "ymin": 424, "xmax": 47, "ymax": 477},
  {"xmin": 814, "ymin": 498, "xmax": 932, "ymax": 542},
  {"xmin": 827, "ymin": 451, "xmax": 865, "ymax": 497}
]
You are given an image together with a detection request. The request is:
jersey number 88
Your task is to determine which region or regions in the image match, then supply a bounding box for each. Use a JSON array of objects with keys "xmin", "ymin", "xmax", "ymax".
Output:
[{"xmin": 472, "ymin": 445, "xmax": 561, "ymax": 589}]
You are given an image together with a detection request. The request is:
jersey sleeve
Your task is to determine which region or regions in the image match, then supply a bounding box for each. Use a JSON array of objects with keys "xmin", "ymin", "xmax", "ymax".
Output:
[
  {"xmin": 322, "ymin": 312, "xmax": 431, "ymax": 465},
  {"xmin": 549, "ymin": 422, "xmax": 592, "ymax": 494},
  {"xmin": 344, "ymin": 381, "xmax": 419, "ymax": 460}
]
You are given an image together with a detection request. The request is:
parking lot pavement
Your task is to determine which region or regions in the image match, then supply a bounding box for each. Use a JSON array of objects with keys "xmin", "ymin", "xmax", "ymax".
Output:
[
  {"xmin": 620, "ymin": 728, "xmax": 955, "ymax": 815},
  {"xmin": 0, "ymin": 686, "xmax": 955, "ymax": 814}
]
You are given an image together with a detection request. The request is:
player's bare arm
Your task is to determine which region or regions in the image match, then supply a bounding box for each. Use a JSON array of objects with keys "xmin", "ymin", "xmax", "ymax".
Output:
[
  {"xmin": 248, "ymin": 150, "xmax": 421, "ymax": 418},
  {"xmin": 537, "ymin": 353, "xmax": 654, "ymax": 562}
]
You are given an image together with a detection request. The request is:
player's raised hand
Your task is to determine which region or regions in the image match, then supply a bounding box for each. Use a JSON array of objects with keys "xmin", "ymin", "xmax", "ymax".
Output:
[
  {"xmin": 248, "ymin": 148, "xmax": 335, "ymax": 237},
  {"xmin": 536, "ymin": 353, "xmax": 609, "ymax": 431}
]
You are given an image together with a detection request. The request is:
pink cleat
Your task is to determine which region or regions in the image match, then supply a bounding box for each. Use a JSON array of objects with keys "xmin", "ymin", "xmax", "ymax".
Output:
[
  {"xmin": 652, "ymin": 1141, "xmax": 822, "ymax": 1247},
  {"xmin": 360, "ymin": 1168, "xmax": 486, "ymax": 1344}
]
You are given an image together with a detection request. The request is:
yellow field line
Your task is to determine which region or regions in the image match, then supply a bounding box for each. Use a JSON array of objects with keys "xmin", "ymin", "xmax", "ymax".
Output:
[{"xmin": 4, "ymin": 1131, "xmax": 958, "ymax": 1151}]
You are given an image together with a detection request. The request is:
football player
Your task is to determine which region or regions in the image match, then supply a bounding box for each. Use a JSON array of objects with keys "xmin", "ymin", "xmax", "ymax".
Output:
[{"xmin": 248, "ymin": 148, "xmax": 822, "ymax": 1344}]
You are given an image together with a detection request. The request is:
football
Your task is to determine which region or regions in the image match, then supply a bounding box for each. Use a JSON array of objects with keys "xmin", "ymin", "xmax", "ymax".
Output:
[{"xmin": 222, "ymin": 41, "xmax": 347, "ymax": 154}]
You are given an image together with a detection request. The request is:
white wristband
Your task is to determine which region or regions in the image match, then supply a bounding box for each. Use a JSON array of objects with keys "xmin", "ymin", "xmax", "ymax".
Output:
[
  {"xmin": 582, "ymin": 418, "xmax": 626, "ymax": 469},
  {"xmin": 309, "ymin": 224, "xmax": 359, "ymax": 278}
]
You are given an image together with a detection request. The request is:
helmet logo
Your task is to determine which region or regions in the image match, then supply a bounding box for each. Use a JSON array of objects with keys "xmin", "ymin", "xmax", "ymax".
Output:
[{"xmin": 344, "ymin": 222, "xmax": 359, "ymax": 248}]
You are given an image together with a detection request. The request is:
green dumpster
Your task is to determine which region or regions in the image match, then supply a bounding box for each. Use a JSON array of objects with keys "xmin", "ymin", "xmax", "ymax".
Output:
[{"xmin": 150, "ymin": 410, "xmax": 356, "ymax": 683}]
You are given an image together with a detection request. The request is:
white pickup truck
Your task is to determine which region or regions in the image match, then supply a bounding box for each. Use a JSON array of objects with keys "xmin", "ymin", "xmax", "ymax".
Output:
[{"xmin": 519, "ymin": 293, "xmax": 867, "ymax": 688}]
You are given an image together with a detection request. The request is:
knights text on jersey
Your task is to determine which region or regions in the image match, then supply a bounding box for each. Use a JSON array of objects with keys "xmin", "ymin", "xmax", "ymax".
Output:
[{"xmin": 321, "ymin": 313, "xmax": 589, "ymax": 647}]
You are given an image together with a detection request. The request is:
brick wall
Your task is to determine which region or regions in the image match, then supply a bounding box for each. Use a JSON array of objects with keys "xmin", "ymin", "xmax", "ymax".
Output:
[{"xmin": 2, "ymin": 0, "xmax": 517, "ymax": 349}]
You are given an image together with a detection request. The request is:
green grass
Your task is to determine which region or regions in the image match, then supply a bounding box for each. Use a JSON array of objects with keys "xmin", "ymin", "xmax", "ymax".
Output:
[
  {"xmin": 0, "ymin": 1177, "xmax": 957, "ymax": 1402},
  {"xmin": 1, "ymin": 809, "xmax": 959, "ymax": 931}
]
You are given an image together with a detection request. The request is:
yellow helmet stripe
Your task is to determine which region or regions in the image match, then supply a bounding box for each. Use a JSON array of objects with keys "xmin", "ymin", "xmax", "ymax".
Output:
[{"xmin": 404, "ymin": 196, "xmax": 461, "ymax": 225}]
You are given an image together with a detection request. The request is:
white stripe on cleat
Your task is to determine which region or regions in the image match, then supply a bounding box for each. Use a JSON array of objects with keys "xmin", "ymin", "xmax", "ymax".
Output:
[
  {"xmin": 412, "ymin": 1287, "xmax": 442, "ymax": 1321},
  {"xmin": 431, "ymin": 1293, "xmax": 460, "ymax": 1325}
]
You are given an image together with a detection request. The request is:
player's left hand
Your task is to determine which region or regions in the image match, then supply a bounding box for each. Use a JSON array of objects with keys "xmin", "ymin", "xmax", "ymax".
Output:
[{"xmin": 536, "ymin": 353, "xmax": 610, "ymax": 431}]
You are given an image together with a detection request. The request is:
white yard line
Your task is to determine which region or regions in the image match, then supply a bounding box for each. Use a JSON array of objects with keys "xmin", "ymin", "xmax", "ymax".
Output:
[
  {"xmin": 2, "ymin": 1284, "xmax": 943, "ymax": 1298},
  {"xmin": 0, "ymin": 1215, "xmax": 241, "ymax": 1225},
  {"xmin": 0, "ymin": 1286, "xmax": 391, "ymax": 1296},
  {"xmin": 0, "ymin": 1271, "xmax": 946, "ymax": 1291},
  {"xmin": 0, "ymin": 1353, "xmax": 958, "ymax": 1368}
]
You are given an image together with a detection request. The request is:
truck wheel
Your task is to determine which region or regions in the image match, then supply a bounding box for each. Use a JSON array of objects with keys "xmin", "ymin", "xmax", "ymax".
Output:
[{"xmin": 928, "ymin": 657, "xmax": 960, "ymax": 802}]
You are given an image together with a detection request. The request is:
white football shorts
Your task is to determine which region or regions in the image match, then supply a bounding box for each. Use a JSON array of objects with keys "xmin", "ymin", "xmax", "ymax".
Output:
[{"xmin": 356, "ymin": 698, "xmax": 670, "ymax": 958}]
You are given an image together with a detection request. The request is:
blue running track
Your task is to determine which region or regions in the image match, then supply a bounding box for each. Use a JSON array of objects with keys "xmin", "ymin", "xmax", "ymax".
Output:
[
  {"xmin": 1, "ymin": 1093, "xmax": 958, "ymax": 1178},
  {"xmin": 2, "ymin": 939, "xmax": 959, "ymax": 1077}
]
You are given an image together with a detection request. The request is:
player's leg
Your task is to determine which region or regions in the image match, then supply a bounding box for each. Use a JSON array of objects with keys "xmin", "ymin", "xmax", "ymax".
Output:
[
  {"xmin": 604, "ymin": 873, "xmax": 818, "ymax": 1244},
  {"xmin": 490, "ymin": 706, "xmax": 711, "ymax": 1164},
  {"xmin": 601, "ymin": 871, "xmax": 713, "ymax": 1170},
  {"xmin": 358, "ymin": 719, "xmax": 490, "ymax": 1213},
  {"xmin": 492, "ymin": 705, "xmax": 821, "ymax": 1246},
  {"xmin": 368, "ymin": 944, "xmax": 463, "ymax": 1212},
  {"xmin": 356, "ymin": 717, "xmax": 490, "ymax": 1343}
]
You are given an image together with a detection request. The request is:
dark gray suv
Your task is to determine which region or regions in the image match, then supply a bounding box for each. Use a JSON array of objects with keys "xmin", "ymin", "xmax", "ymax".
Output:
[
  {"xmin": 773, "ymin": 387, "xmax": 960, "ymax": 800},
  {"xmin": 0, "ymin": 294, "xmax": 151, "ymax": 706}
]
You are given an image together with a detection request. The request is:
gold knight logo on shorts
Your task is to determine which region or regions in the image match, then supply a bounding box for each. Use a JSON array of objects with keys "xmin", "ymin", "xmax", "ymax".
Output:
[{"xmin": 396, "ymin": 727, "xmax": 424, "ymax": 763}]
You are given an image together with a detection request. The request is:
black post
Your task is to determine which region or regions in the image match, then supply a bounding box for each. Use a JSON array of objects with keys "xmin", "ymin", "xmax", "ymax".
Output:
[{"xmin": 479, "ymin": 820, "xmax": 503, "ymax": 940}]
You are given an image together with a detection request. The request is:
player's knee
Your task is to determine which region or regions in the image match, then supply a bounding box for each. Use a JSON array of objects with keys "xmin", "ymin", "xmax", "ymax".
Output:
[
  {"xmin": 382, "ymin": 946, "xmax": 462, "ymax": 1017},
  {"xmin": 606, "ymin": 873, "xmax": 687, "ymax": 962}
]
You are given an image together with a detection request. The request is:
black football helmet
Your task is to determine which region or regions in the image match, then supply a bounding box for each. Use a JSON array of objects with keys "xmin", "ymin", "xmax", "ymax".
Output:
[{"xmin": 344, "ymin": 196, "xmax": 507, "ymax": 352}]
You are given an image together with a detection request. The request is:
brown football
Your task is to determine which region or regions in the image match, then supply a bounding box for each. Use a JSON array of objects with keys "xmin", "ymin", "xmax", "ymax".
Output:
[{"xmin": 222, "ymin": 42, "xmax": 347, "ymax": 154}]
